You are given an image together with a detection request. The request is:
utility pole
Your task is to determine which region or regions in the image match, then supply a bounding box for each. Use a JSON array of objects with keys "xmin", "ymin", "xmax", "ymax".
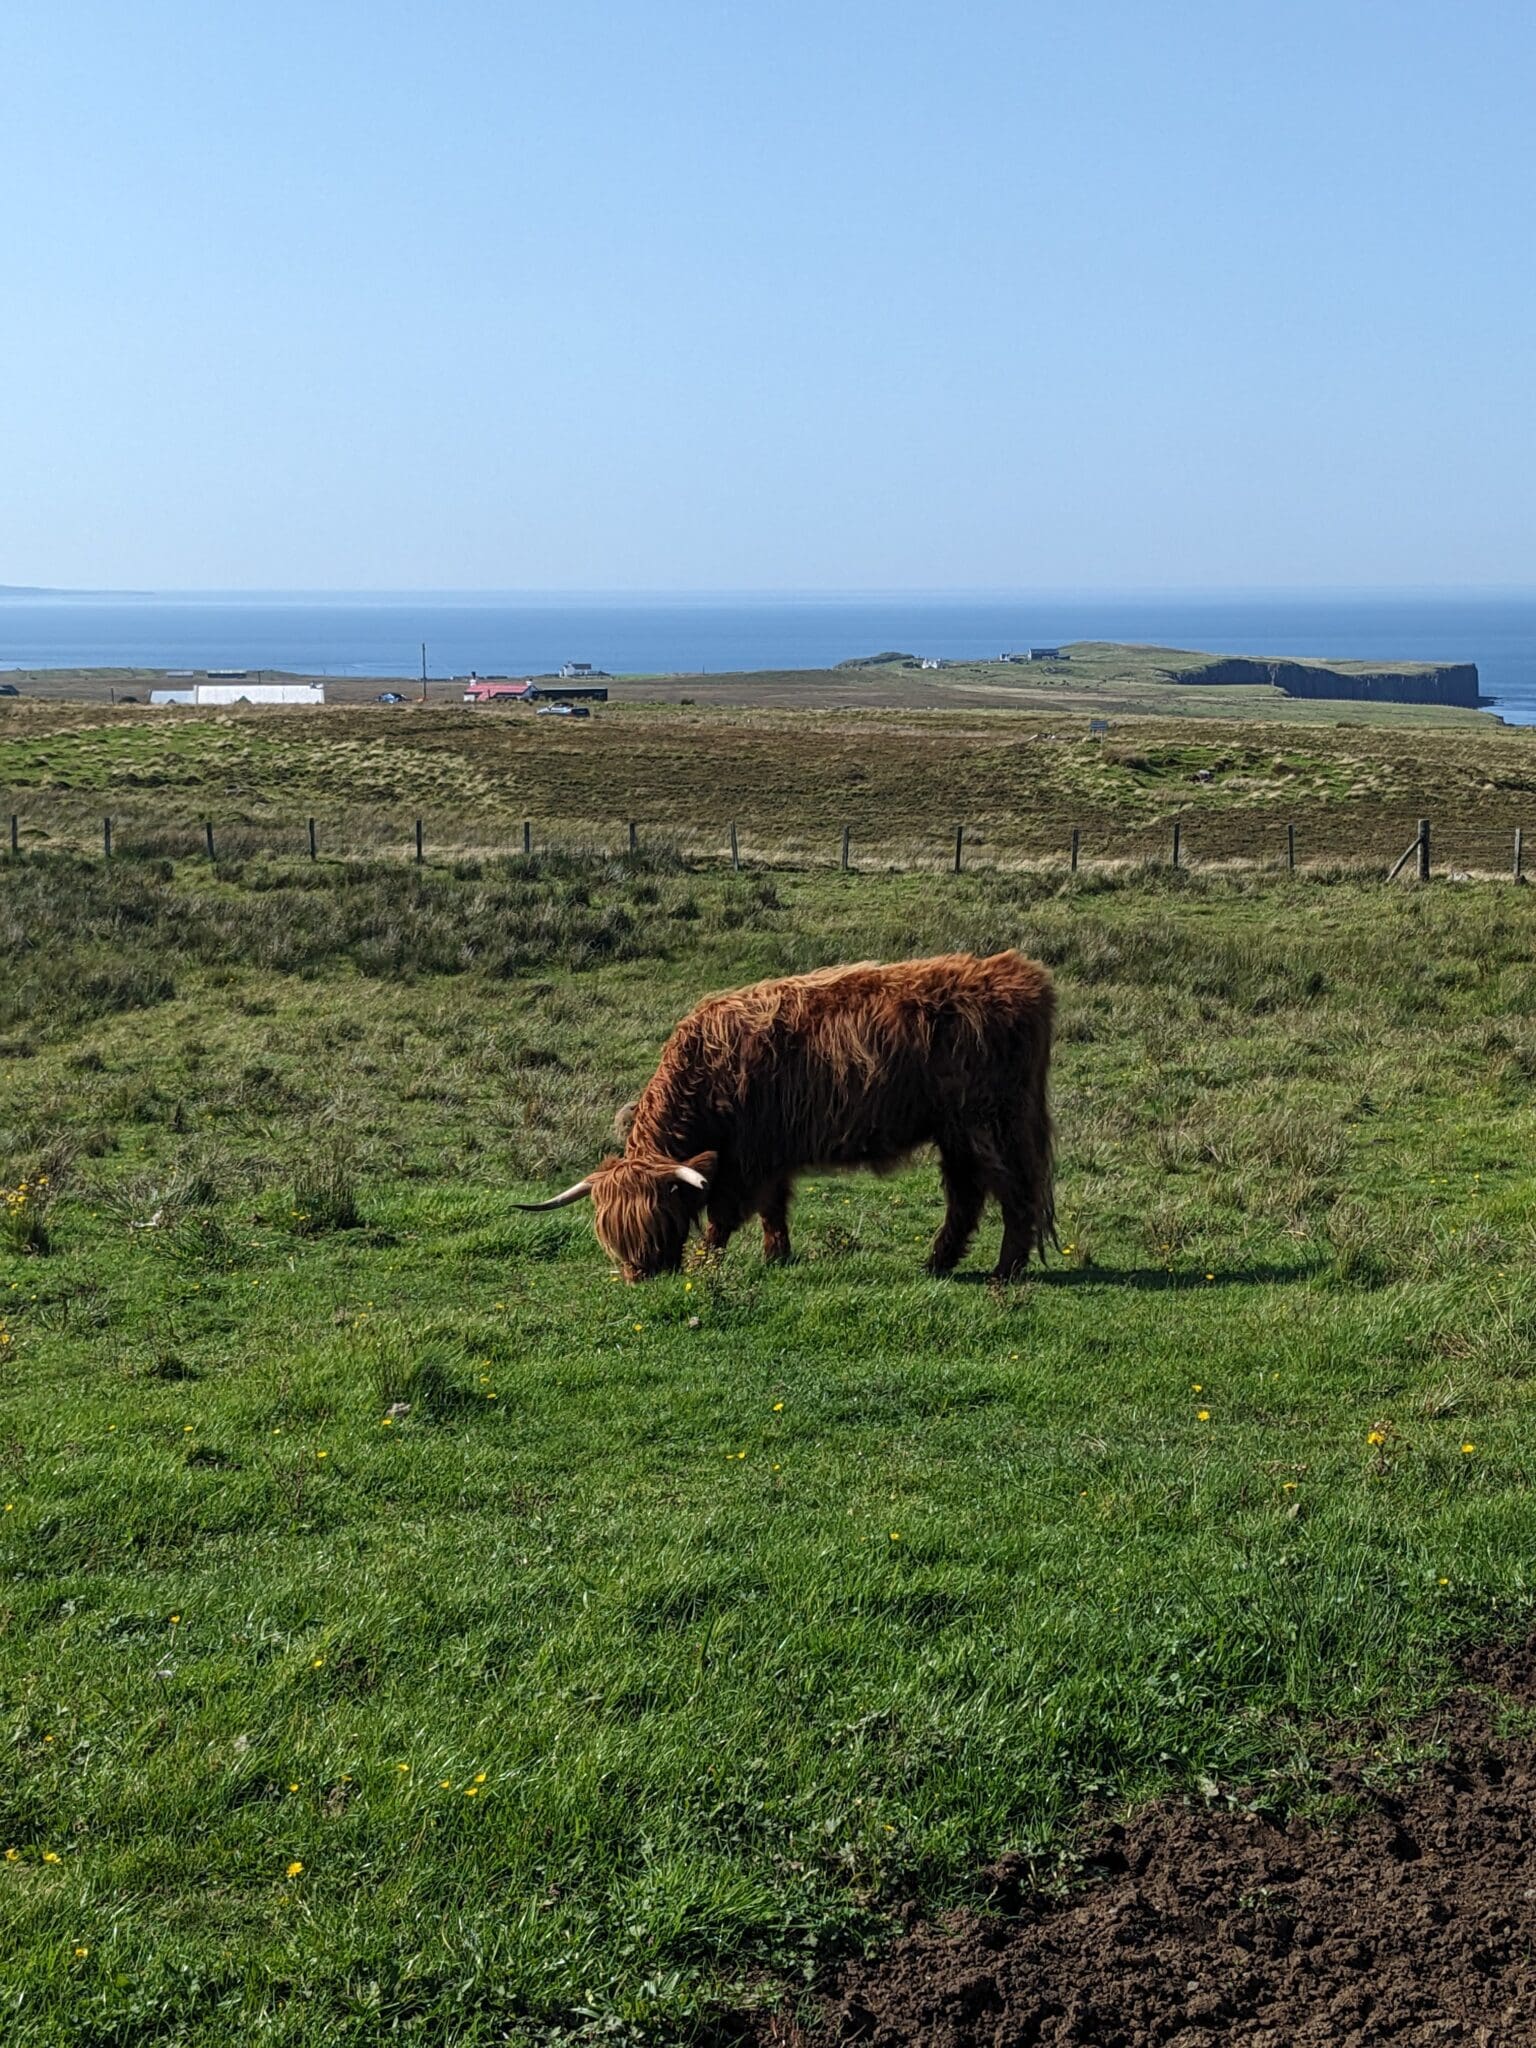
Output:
[{"xmin": 420, "ymin": 642, "xmax": 428, "ymax": 703}]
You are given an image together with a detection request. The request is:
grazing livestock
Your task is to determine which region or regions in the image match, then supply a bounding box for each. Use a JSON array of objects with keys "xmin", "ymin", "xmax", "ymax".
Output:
[{"xmin": 517, "ymin": 950, "xmax": 1055, "ymax": 1282}]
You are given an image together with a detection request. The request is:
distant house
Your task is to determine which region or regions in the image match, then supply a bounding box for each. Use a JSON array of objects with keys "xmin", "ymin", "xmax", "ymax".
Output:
[
  {"xmin": 463, "ymin": 678, "xmax": 536, "ymax": 704},
  {"xmin": 464, "ymin": 672, "xmax": 610, "ymax": 705},
  {"xmin": 1027, "ymin": 647, "xmax": 1068, "ymax": 663},
  {"xmin": 919, "ymin": 657, "xmax": 943, "ymax": 671},
  {"xmin": 559, "ymin": 661, "xmax": 593, "ymax": 678}
]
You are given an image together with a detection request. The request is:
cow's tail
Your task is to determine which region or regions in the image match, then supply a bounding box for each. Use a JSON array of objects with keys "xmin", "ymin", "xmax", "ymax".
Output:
[{"xmin": 1030, "ymin": 993, "xmax": 1058, "ymax": 1264}]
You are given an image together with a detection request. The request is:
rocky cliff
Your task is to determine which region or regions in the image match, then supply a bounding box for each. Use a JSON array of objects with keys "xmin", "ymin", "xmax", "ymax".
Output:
[{"xmin": 1166, "ymin": 655, "xmax": 1481, "ymax": 707}]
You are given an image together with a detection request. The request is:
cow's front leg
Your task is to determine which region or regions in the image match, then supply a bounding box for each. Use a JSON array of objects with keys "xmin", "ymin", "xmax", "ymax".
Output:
[
  {"xmin": 703, "ymin": 1186, "xmax": 749, "ymax": 1259},
  {"xmin": 758, "ymin": 1177, "xmax": 793, "ymax": 1264}
]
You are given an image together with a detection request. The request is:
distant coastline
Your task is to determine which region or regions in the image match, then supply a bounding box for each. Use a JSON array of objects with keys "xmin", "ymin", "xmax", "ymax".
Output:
[{"xmin": 0, "ymin": 590, "xmax": 1532, "ymax": 722}]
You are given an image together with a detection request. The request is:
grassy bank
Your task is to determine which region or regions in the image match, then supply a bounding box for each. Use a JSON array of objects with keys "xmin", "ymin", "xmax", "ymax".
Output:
[
  {"xmin": 4, "ymin": 852, "xmax": 1536, "ymax": 2043},
  {"xmin": 3, "ymin": 695, "xmax": 1535, "ymax": 872}
]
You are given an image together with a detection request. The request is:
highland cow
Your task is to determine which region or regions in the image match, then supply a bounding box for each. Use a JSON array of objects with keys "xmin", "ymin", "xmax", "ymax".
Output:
[{"xmin": 517, "ymin": 950, "xmax": 1055, "ymax": 1281}]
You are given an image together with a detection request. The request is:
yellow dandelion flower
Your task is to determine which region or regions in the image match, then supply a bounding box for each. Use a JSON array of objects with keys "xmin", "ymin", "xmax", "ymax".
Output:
[
  {"xmin": 74, "ymin": 1946, "xmax": 89, "ymax": 1957},
  {"xmin": 439, "ymin": 1780, "xmax": 452, "ymax": 1789},
  {"xmin": 889, "ymin": 1532, "xmax": 901, "ymax": 1542},
  {"xmin": 1366, "ymin": 1430, "xmax": 1387, "ymax": 1447},
  {"xmin": 42, "ymin": 1851, "xmax": 60, "ymax": 1864},
  {"xmin": 1461, "ymin": 1442, "xmax": 1476, "ymax": 1454},
  {"xmin": 286, "ymin": 1860, "xmax": 304, "ymax": 1878},
  {"xmin": 4, "ymin": 1848, "xmax": 18, "ymax": 1862},
  {"xmin": 772, "ymin": 1401, "xmax": 784, "ymax": 1411},
  {"xmin": 1438, "ymin": 1576, "xmax": 1450, "ymax": 1585},
  {"xmin": 396, "ymin": 1763, "xmax": 409, "ymax": 1772},
  {"xmin": 464, "ymin": 1785, "xmax": 479, "ymax": 1796},
  {"xmin": 315, "ymin": 1450, "xmax": 328, "ymax": 1460},
  {"xmin": 1191, "ymin": 1383, "xmax": 1202, "ymax": 1392},
  {"xmin": 1197, "ymin": 1409, "xmax": 1210, "ymax": 1422},
  {"xmin": 311, "ymin": 1657, "xmax": 324, "ymax": 1669},
  {"xmin": 288, "ymin": 1783, "xmax": 299, "ymax": 1792}
]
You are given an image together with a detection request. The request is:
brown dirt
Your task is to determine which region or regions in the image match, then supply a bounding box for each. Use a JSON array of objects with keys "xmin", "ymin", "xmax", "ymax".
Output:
[{"xmin": 753, "ymin": 1650, "xmax": 1536, "ymax": 2047}]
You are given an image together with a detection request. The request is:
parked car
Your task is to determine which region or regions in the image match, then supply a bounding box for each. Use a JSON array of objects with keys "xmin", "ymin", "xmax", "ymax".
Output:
[
  {"xmin": 0, "ymin": 682, "xmax": 18, "ymax": 697},
  {"xmin": 375, "ymin": 691, "xmax": 405, "ymax": 704},
  {"xmin": 536, "ymin": 703, "xmax": 591, "ymax": 718}
]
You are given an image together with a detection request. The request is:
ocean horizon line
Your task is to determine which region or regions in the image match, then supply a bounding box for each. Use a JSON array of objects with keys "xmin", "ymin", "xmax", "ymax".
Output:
[{"xmin": 7, "ymin": 583, "xmax": 1536, "ymax": 606}]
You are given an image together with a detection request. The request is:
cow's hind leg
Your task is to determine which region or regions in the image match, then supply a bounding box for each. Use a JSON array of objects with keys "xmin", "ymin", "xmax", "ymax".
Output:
[
  {"xmin": 758, "ymin": 1177, "xmax": 794, "ymax": 1264},
  {"xmin": 926, "ymin": 1142, "xmax": 985, "ymax": 1275},
  {"xmin": 979, "ymin": 1122, "xmax": 1050, "ymax": 1282}
]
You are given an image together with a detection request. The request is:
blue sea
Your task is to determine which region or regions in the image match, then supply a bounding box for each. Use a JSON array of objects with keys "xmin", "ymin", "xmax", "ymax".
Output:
[{"xmin": 3, "ymin": 590, "xmax": 1535, "ymax": 724}]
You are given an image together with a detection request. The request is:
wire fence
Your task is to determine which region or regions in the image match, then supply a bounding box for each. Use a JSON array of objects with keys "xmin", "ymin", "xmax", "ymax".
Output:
[{"xmin": 3, "ymin": 805, "xmax": 1531, "ymax": 881}]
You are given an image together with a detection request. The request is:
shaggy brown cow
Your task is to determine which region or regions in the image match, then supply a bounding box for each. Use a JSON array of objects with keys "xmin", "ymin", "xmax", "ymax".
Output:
[{"xmin": 517, "ymin": 950, "xmax": 1055, "ymax": 1281}]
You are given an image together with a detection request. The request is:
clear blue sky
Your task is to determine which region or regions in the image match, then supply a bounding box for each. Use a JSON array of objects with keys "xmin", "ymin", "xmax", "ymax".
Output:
[{"xmin": 3, "ymin": 1, "xmax": 1532, "ymax": 591}]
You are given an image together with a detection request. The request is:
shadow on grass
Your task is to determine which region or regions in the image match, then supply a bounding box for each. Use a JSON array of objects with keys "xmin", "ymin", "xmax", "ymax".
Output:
[{"xmin": 953, "ymin": 1259, "xmax": 1323, "ymax": 1291}]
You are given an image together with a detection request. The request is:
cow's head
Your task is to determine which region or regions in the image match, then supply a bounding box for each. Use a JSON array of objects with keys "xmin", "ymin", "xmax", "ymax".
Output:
[{"xmin": 516, "ymin": 1151, "xmax": 717, "ymax": 1281}]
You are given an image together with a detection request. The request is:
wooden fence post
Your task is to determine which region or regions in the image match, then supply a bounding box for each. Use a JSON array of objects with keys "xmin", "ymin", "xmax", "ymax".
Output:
[
  {"xmin": 103, "ymin": 816, "xmax": 112, "ymax": 861},
  {"xmin": 9, "ymin": 815, "xmax": 17, "ymax": 856},
  {"xmin": 523, "ymin": 820, "xmax": 532, "ymax": 857},
  {"xmin": 1171, "ymin": 819, "xmax": 1181, "ymax": 869},
  {"xmin": 1070, "ymin": 826, "xmax": 1079, "ymax": 873},
  {"xmin": 1287, "ymin": 821, "xmax": 1296, "ymax": 872},
  {"xmin": 729, "ymin": 822, "xmax": 739, "ymax": 871},
  {"xmin": 1417, "ymin": 817, "xmax": 1430, "ymax": 882},
  {"xmin": 628, "ymin": 820, "xmax": 638, "ymax": 855},
  {"xmin": 841, "ymin": 825, "xmax": 850, "ymax": 872},
  {"xmin": 415, "ymin": 818, "xmax": 424, "ymax": 864},
  {"xmin": 204, "ymin": 820, "xmax": 215, "ymax": 861},
  {"xmin": 307, "ymin": 817, "xmax": 317, "ymax": 862},
  {"xmin": 1515, "ymin": 827, "xmax": 1524, "ymax": 881},
  {"xmin": 953, "ymin": 825, "xmax": 964, "ymax": 874}
]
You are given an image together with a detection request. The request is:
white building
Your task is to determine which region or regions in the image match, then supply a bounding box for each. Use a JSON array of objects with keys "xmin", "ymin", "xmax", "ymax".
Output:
[{"xmin": 192, "ymin": 682, "xmax": 325, "ymax": 706}]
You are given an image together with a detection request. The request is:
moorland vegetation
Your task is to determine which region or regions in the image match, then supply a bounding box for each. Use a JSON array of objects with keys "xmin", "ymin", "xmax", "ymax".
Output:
[{"xmin": 3, "ymin": 832, "xmax": 1536, "ymax": 2042}]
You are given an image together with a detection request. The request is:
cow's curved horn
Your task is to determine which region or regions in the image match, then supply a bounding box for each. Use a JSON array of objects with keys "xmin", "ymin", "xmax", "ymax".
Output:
[
  {"xmin": 514, "ymin": 1179, "xmax": 592, "ymax": 1211},
  {"xmin": 674, "ymin": 1164, "xmax": 710, "ymax": 1191}
]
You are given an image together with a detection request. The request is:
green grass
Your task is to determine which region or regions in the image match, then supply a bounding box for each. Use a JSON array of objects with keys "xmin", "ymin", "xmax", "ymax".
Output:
[
  {"xmin": 6, "ymin": 687, "xmax": 1535, "ymax": 876},
  {"xmin": 4, "ymin": 852, "xmax": 1536, "ymax": 2043}
]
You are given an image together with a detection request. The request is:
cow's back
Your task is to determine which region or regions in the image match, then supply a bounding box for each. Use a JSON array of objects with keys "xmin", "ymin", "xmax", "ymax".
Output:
[{"xmin": 668, "ymin": 951, "xmax": 1051, "ymax": 1175}]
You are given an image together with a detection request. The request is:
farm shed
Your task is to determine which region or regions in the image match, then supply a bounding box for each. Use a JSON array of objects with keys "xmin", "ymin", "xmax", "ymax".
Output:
[{"xmin": 192, "ymin": 682, "xmax": 325, "ymax": 706}]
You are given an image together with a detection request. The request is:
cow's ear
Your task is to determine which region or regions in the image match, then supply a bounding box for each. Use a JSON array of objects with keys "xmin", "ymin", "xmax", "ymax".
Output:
[{"xmin": 674, "ymin": 1150, "xmax": 717, "ymax": 1193}]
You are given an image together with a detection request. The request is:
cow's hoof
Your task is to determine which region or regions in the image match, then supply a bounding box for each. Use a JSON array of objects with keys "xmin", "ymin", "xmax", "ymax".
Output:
[
  {"xmin": 990, "ymin": 1262, "xmax": 1029, "ymax": 1285},
  {"xmin": 763, "ymin": 1237, "xmax": 792, "ymax": 1265}
]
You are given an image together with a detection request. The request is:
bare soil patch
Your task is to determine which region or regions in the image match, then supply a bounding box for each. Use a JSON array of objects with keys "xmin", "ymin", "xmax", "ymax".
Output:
[{"xmin": 753, "ymin": 1649, "xmax": 1536, "ymax": 2047}]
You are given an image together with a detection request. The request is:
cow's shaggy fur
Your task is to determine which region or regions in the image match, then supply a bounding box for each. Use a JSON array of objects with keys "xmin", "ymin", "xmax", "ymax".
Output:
[
  {"xmin": 532, "ymin": 950, "xmax": 1055, "ymax": 1281},
  {"xmin": 528, "ymin": 946, "xmax": 1056, "ymax": 1269}
]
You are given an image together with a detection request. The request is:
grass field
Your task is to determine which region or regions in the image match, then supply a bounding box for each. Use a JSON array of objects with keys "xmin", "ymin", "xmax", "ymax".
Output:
[
  {"xmin": 4, "ymin": 844, "xmax": 1536, "ymax": 2043},
  {"xmin": 3, "ymin": 689, "xmax": 1534, "ymax": 873}
]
